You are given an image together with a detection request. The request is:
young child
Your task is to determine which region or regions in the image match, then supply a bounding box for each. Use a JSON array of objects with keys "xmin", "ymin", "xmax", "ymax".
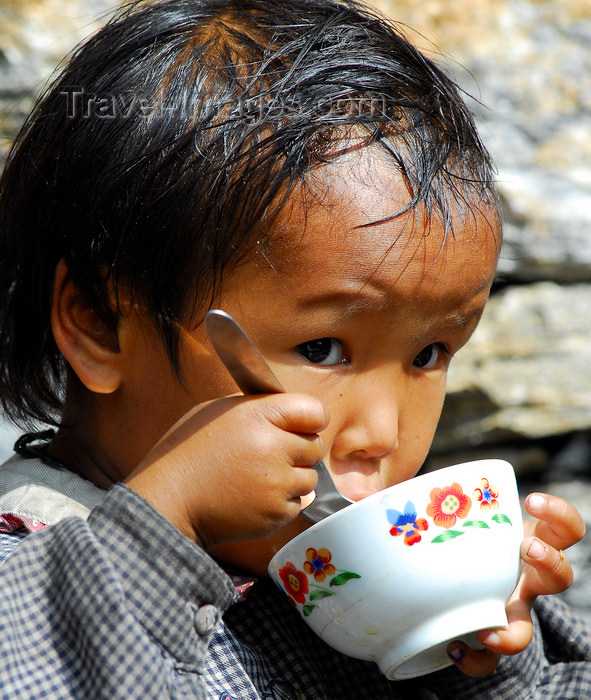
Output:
[{"xmin": 0, "ymin": 0, "xmax": 588, "ymax": 697}]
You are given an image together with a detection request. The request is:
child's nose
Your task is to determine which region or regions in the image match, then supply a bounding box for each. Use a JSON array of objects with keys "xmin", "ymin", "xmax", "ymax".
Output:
[{"xmin": 331, "ymin": 372, "xmax": 400, "ymax": 462}]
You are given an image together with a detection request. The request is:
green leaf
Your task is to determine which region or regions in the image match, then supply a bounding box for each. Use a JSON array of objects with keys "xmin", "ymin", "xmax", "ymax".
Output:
[
  {"xmin": 309, "ymin": 589, "xmax": 335, "ymax": 601},
  {"xmin": 492, "ymin": 514, "xmax": 512, "ymax": 526},
  {"xmin": 463, "ymin": 520, "xmax": 490, "ymax": 529},
  {"xmin": 431, "ymin": 530, "xmax": 464, "ymax": 543},
  {"xmin": 303, "ymin": 604, "xmax": 316, "ymax": 616},
  {"xmin": 329, "ymin": 571, "xmax": 362, "ymax": 586}
]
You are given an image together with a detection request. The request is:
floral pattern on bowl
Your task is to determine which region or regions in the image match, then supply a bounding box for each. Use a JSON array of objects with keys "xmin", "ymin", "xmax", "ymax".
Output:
[
  {"xmin": 277, "ymin": 547, "xmax": 361, "ymax": 617},
  {"xmin": 387, "ymin": 475, "xmax": 513, "ymax": 547},
  {"xmin": 426, "ymin": 482, "xmax": 471, "ymax": 528},
  {"xmin": 474, "ymin": 477, "xmax": 499, "ymax": 511},
  {"xmin": 269, "ymin": 459, "xmax": 523, "ymax": 680},
  {"xmin": 275, "ymin": 471, "xmax": 515, "ymax": 619},
  {"xmin": 388, "ymin": 502, "xmax": 429, "ymax": 545}
]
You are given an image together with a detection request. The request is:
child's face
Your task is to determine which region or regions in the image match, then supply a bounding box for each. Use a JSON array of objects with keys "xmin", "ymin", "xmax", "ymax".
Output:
[{"xmin": 118, "ymin": 150, "xmax": 500, "ymax": 572}]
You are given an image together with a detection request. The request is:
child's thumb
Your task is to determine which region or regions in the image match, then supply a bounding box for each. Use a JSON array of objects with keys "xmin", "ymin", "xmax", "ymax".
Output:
[{"xmin": 256, "ymin": 392, "xmax": 329, "ymax": 434}]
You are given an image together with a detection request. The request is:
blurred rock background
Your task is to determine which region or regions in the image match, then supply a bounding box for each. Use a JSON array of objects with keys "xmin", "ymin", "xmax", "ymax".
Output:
[{"xmin": 1, "ymin": 0, "xmax": 590, "ymax": 618}]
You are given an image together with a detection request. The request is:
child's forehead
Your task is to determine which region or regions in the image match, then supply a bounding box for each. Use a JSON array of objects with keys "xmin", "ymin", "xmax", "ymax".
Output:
[
  {"xmin": 266, "ymin": 148, "xmax": 501, "ymax": 268},
  {"xmin": 221, "ymin": 149, "xmax": 500, "ymax": 328}
]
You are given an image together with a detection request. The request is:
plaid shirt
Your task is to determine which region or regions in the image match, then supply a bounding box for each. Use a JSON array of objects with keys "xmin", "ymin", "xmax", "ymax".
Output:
[{"xmin": 1, "ymin": 480, "xmax": 591, "ymax": 698}]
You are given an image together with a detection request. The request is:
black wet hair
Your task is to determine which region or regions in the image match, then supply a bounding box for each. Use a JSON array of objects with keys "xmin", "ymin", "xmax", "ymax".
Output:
[{"xmin": 0, "ymin": 0, "xmax": 499, "ymax": 427}]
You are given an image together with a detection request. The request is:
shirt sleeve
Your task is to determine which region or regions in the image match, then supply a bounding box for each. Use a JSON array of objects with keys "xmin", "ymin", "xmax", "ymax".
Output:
[{"xmin": 0, "ymin": 482, "xmax": 240, "ymax": 699}]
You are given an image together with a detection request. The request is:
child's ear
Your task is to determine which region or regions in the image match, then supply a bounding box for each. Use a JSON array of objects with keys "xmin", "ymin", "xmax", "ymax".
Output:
[{"xmin": 51, "ymin": 259, "xmax": 123, "ymax": 394}]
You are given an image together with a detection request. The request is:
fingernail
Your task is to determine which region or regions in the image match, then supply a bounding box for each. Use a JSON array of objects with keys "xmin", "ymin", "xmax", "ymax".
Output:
[
  {"xmin": 447, "ymin": 644, "xmax": 465, "ymax": 664},
  {"xmin": 481, "ymin": 630, "xmax": 501, "ymax": 646},
  {"xmin": 526, "ymin": 493, "xmax": 545, "ymax": 510},
  {"xmin": 527, "ymin": 539, "xmax": 546, "ymax": 559}
]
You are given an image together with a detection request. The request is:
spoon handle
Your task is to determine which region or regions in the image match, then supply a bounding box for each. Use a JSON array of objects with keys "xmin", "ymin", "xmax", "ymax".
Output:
[{"xmin": 205, "ymin": 310, "xmax": 284, "ymax": 395}]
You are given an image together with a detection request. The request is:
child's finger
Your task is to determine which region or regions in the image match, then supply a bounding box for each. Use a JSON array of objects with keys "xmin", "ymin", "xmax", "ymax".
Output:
[
  {"xmin": 519, "ymin": 536, "xmax": 574, "ymax": 598},
  {"xmin": 447, "ymin": 589, "xmax": 535, "ymax": 675},
  {"xmin": 287, "ymin": 464, "xmax": 319, "ymax": 501},
  {"xmin": 475, "ymin": 596, "xmax": 534, "ymax": 656},
  {"xmin": 446, "ymin": 642, "xmax": 499, "ymax": 677},
  {"xmin": 472, "ymin": 537, "xmax": 573, "ymax": 663},
  {"xmin": 524, "ymin": 493, "xmax": 586, "ymax": 550},
  {"xmin": 291, "ymin": 436, "xmax": 326, "ymax": 469},
  {"xmin": 260, "ymin": 419, "xmax": 325, "ymax": 470},
  {"xmin": 253, "ymin": 392, "xmax": 330, "ymax": 435}
]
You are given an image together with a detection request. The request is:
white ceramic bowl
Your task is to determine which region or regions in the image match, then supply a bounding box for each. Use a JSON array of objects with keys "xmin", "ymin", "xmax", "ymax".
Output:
[{"xmin": 268, "ymin": 459, "xmax": 523, "ymax": 680}]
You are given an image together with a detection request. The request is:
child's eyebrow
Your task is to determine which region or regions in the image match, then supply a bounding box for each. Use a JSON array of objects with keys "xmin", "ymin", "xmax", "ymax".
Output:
[
  {"xmin": 419, "ymin": 307, "xmax": 488, "ymax": 343},
  {"xmin": 294, "ymin": 287, "xmax": 489, "ymax": 331},
  {"xmin": 294, "ymin": 288, "xmax": 386, "ymax": 314}
]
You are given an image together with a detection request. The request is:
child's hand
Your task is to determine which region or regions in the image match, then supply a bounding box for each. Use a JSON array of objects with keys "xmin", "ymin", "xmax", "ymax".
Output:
[
  {"xmin": 125, "ymin": 393, "xmax": 327, "ymax": 549},
  {"xmin": 447, "ymin": 492, "xmax": 586, "ymax": 676}
]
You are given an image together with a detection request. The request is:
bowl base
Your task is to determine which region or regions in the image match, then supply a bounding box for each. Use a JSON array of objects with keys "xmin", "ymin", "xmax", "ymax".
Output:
[{"xmin": 380, "ymin": 598, "xmax": 508, "ymax": 680}]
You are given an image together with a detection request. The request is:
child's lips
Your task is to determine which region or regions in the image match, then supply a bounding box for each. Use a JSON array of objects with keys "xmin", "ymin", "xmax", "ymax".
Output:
[
  {"xmin": 329, "ymin": 470, "xmax": 384, "ymax": 502},
  {"xmin": 327, "ymin": 459, "xmax": 386, "ymax": 501},
  {"xmin": 347, "ymin": 489, "xmax": 380, "ymax": 502}
]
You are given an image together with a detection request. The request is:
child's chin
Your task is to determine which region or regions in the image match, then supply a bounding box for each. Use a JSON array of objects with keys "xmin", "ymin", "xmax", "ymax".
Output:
[{"xmin": 208, "ymin": 517, "xmax": 311, "ymax": 578}]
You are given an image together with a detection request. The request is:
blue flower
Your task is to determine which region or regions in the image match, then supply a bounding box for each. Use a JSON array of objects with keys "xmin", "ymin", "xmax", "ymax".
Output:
[{"xmin": 387, "ymin": 501, "xmax": 428, "ymax": 546}]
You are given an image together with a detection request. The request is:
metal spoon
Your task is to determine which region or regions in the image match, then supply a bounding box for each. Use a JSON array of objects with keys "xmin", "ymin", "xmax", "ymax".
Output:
[{"xmin": 204, "ymin": 309, "xmax": 352, "ymax": 523}]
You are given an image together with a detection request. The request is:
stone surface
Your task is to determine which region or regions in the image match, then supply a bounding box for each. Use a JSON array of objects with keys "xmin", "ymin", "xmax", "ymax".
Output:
[
  {"xmin": 0, "ymin": 0, "xmax": 120, "ymax": 163},
  {"xmin": 375, "ymin": 0, "xmax": 591, "ymax": 283},
  {"xmin": 433, "ymin": 282, "xmax": 591, "ymax": 449}
]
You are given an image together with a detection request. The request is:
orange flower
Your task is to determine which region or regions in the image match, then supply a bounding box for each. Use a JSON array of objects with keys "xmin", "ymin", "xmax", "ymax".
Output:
[
  {"xmin": 474, "ymin": 477, "xmax": 500, "ymax": 511},
  {"xmin": 278, "ymin": 561, "xmax": 309, "ymax": 604},
  {"xmin": 426, "ymin": 482, "xmax": 472, "ymax": 528},
  {"xmin": 303, "ymin": 547, "xmax": 336, "ymax": 583}
]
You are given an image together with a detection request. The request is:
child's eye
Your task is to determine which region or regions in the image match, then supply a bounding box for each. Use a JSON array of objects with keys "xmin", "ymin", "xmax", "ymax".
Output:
[
  {"xmin": 296, "ymin": 338, "xmax": 346, "ymax": 365},
  {"xmin": 413, "ymin": 343, "xmax": 447, "ymax": 369}
]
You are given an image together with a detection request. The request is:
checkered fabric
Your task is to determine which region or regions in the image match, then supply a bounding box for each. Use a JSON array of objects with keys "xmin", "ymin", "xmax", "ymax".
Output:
[
  {"xmin": 206, "ymin": 581, "xmax": 591, "ymax": 699},
  {"xmin": 1, "ymin": 482, "xmax": 591, "ymax": 698},
  {"xmin": 0, "ymin": 484, "xmax": 239, "ymax": 699},
  {"xmin": 0, "ymin": 530, "xmax": 27, "ymax": 564}
]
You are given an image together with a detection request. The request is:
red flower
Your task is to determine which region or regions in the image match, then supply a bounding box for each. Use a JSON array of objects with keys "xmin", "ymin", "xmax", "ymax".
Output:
[
  {"xmin": 474, "ymin": 478, "xmax": 500, "ymax": 512},
  {"xmin": 278, "ymin": 561, "xmax": 309, "ymax": 604},
  {"xmin": 426, "ymin": 482, "xmax": 472, "ymax": 528},
  {"xmin": 303, "ymin": 547, "xmax": 336, "ymax": 582}
]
